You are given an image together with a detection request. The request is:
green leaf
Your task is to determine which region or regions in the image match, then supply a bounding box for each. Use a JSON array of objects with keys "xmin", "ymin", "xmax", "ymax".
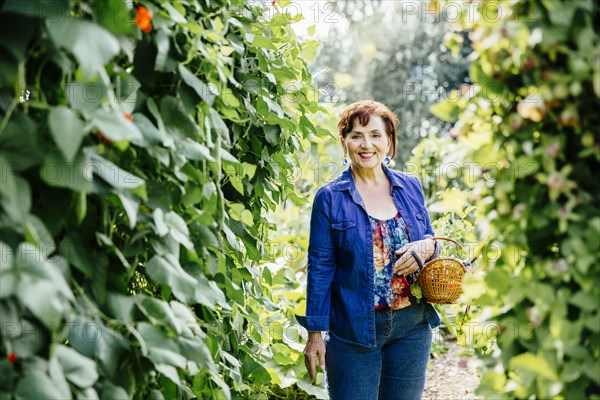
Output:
[
  {"xmin": 145, "ymin": 255, "xmax": 195, "ymax": 303},
  {"xmin": 136, "ymin": 323, "xmax": 187, "ymax": 368},
  {"xmin": 40, "ymin": 150, "xmax": 93, "ymax": 193},
  {"xmin": 226, "ymin": 33, "xmax": 245, "ymax": 54},
  {"xmin": 430, "ymin": 98, "xmax": 460, "ymax": 123},
  {"xmin": 509, "ymin": 353, "xmax": 558, "ymax": 380},
  {"xmin": 176, "ymin": 138, "xmax": 215, "ymax": 162},
  {"xmin": 56, "ymin": 345, "xmax": 99, "ymax": 388},
  {"xmin": 101, "ymin": 383, "xmax": 129, "ymax": 400},
  {"xmin": 0, "ymin": 242, "xmax": 14, "ymax": 272},
  {"xmin": 169, "ymin": 300, "xmax": 202, "ymax": 336},
  {"xmin": 179, "ymin": 64, "xmax": 216, "ymax": 106},
  {"xmin": 207, "ymin": 108, "xmax": 230, "ymax": 144},
  {"xmin": 299, "ymin": 39, "xmax": 319, "ymax": 61},
  {"xmin": 17, "ymin": 280, "xmax": 66, "ymax": 328},
  {"xmin": 90, "ymin": 0, "xmax": 135, "ymax": 35},
  {"xmin": 91, "ymin": 109, "xmax": 143, "ymax": 143},
  {"xmin": 0, "ymin": 160, "xmax": 31, "ymax": 224},
  {"xmin": 24, "ymin": 215, "xmax": 56, "ymax": 257},
  {"xmin": 542, "ymin": 0, "xmax": 576, "ymax": 26},
  {"xmin": 48, "ymin": 106, "xmax": 87, "ymax": 162},
  {"xmin": 569, "ymin": 291, "xmax": 598, "ymax": 311},
  {"xmin": 178, "ymin": 336, "xmax": 214, "ymax": 370},
  {"xmin": 78, "ymin": 387, "xmax": 100, "ymax": 400},
  {"xmin": 106, "ymin": 293, "xmax": 136, "ymax": 322},
  {"xmin": 145, "ymin": 255, "xmax": 224, "ymax": 307},
  {"xmin": 65, "ymin": 81, "xmax": 105, "ymax": 115},
  {"xmin": 160, "ymin": 96, "xmax": 201, "ymax": 139},
  {"xmin": 16, "ymin": 242, "xmax": 73, "ymax": 300},
  {"xmin": 47, "ymin": 357, "xmax": 72, "ymax": 400},
  {"xmin": 59, "ymin": 233, "xmax": 94, "ymax": 277},
  {"xmin": 133, "ymin": 113, "xmax": 172, "ymax": 147},
  {"xmin": 250, "ymin": 35, "xmax": 277, "ymax": 50},
  {"xmin": 15, "ymin": 373, "xmax": 71, "ymax": 400},
  {"xmin": 0, "ymin": 112, "xmax": 42, "ymax": 172},
  {"xmin": 0, "ymin": 273, "xmax": 17, "ymax": 300},
  {"xmin": 263, "ymin": 97, "xmax": 285, "ymax": 118},
  {"xmin": 163, "ymin": 2, "xmax": 186, "ymax": 23},
  {"xmin": 286, "ymin": 191, "xmax": 308, "ymax": 206},
  {"xmin": 164, "ymin": 211, "xmax": 193, "ymax": 249},
  {"xmin": 116, "ymin": 190, "xmax": 140, "ymax": 228},
  {"xmin": 240, "ymin": 210, "xmax": 254, "ymax": 226},
  {"xmin": 264, "ymin": 125, "xmax": 280, "ymax": 144},
  {"xmin": 156, "ymin": 364, "xmax": 182, "ymax": 386},
  {"xmin": 272, "ymin": 343, "xmax": 294, "ymax": 365},
  {"xmin": 46, "ymin": 19, "xmax": 120, "ymax": 77},
  {"xmin": 153, "ymin": 208, "xmax": 169, "ymax": 236},
  {"xmin": 485, "ymin": 268, "xmax": 510, "ymax": 294},
  {"xmin": 137, "ymin": 296, "xmax": 182, "ymax": 334},
  {"xmin": 299, "ymin": 116, "xmax": 316, "ymax": 137},
  {"xmin": 88, "ymin": 152, "xmax": 144, "ymax": 189}
]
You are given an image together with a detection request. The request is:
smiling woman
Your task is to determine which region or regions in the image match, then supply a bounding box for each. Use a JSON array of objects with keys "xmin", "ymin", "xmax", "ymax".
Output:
[
  {"xmin": 345, "ymin": 119, "xmax": 388, "ymax": 167},
  {"xmin": 296, "ymin": 100, "xmax": 440, "ymax": 400}
]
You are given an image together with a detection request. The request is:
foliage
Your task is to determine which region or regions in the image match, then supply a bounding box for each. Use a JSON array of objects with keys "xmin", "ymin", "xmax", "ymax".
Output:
[
  {"xmin": 0, "ymin": 0, "xmax": 328, "ymax": 398},
  {"xmin": 407, "ymin": 136, "xmax": 486, "ymax": 346},
  {"xmin": 429, "ymin": 0, "xmax": 600, "ymax": 398}
]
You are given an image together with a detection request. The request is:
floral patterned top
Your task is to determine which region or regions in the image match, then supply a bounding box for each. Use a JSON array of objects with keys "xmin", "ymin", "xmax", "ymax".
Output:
[{"xmin": 369, "ymin": 212, "xmax": 416, "ymax": 310}]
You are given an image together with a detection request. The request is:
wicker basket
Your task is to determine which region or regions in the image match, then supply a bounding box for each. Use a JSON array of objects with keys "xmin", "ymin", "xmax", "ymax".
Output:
[{"xmin": 411, "ymin": 237, "xmax": 471, "ymax": 304}]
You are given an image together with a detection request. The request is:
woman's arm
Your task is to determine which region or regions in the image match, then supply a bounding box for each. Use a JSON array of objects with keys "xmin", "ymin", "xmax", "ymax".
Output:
[
  {"xmin": 295, "ymin": 187, "xmax": 337, "ymax": 332},
  {"xmin": 295, "ymin": 188, "xmax": 336, "ymax": 381}
]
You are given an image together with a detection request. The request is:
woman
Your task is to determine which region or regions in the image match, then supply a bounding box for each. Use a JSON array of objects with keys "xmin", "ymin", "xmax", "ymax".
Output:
[{"xmin": 295, "ymin": 100, "xmax": 441, "ymax": 400}]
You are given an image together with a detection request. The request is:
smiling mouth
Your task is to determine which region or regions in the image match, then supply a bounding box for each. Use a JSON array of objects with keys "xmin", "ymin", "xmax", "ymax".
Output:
[{"xmin": 359, "ymin": 153, "xmax": 375, "ymax": 159}]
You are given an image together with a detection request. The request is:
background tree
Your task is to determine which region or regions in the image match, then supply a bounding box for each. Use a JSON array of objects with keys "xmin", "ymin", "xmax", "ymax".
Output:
[
  {"xmin": 427, "ymin": 0, "xmax": 600, "ymax": 398},
  {"xmin": 308, "ymin": 0, "xmax": 471, "ymax": 162}
]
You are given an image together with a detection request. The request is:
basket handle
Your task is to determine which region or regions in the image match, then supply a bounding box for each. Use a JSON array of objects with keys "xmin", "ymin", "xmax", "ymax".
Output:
[
  {"xmin": 406, "ymin": 238, "xmax": 466, "ymax": 272},
  {"xmin": 428, "ymin": 237, "xmax": 464, "ymax": 252},
  {"xmin": 429, "ymin": 237, "xmax": 477, "ymax": 271},
  {"xmin": 410, "ymin": 250, "xmax": 424, "ymax": 270}
]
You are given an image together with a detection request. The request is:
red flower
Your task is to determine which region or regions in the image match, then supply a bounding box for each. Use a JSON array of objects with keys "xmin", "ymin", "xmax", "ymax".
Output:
[
  {"xmin": 8, "ymin": 352, "xmax": 16, "ymax": 364},
  {"xmin": 136, "ymin": 6, "xmax": 152, "ymax": 33},
  {"xmin": 124, "ymin": 113, "xmax": 133, "ymax": 121}
]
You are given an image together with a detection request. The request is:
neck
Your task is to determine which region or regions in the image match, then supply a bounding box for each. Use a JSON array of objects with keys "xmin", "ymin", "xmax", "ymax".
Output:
[{"xmin": 350, "ymin": 164, "xmax": 387, "ymax": 187}]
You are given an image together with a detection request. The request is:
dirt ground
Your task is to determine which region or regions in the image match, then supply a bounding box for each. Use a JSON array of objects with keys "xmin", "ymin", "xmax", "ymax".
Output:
[{"xmin": 423, "ymin": 341, "xmax": 482, "ymax": 400}]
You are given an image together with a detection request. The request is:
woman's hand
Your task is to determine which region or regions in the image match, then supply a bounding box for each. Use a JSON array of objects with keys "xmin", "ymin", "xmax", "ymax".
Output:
[
  {"xmin": 393, "ymin": 238, "xmax": 435, "ymax": 275},
  {"xmin": 303, "ymin": 332, "xmax": 326, "ymax": 382}
]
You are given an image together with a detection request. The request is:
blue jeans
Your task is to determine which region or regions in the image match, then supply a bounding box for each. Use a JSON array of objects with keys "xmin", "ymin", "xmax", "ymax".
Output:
[{"xmin": 324, "ymin": 302, "xmax": 432, "ymax": 400}]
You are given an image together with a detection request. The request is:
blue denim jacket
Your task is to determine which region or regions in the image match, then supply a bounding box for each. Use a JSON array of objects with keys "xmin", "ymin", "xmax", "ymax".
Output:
[{"xmin": 295, "ymin": 164, "xmax": 441, "ymax": 347}]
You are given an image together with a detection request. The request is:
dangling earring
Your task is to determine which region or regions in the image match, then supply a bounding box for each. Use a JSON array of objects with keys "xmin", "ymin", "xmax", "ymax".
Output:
[
  {"xmin": 342, "ymin": 155, "xmax": 348, "ymax": 166},
  {"xmin": 384, "ymin": 156, "xmax": 391, "ymax": 165}
]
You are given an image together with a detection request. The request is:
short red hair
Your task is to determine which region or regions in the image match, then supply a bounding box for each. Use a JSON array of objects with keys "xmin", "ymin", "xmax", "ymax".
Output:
[{"xmin": 337, "ymin": 100, "xmax": 398, "ymax": 159}]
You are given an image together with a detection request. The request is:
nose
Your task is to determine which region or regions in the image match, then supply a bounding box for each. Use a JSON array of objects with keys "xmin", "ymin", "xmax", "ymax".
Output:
[{"xmin": 360, "ymin": 137, "xmax": 373, "ymax": 148}]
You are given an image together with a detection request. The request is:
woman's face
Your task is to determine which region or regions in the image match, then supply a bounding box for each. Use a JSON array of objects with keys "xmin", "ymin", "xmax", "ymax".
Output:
[{"xmin": 341, "ymin": 115, "xmax": 391, "ymax": 171}]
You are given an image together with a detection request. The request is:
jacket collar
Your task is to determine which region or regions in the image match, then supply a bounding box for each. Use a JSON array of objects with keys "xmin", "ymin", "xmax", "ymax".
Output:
[{"xmin": 331, "ymin": 163, "xmax": 404, "ymax": 193}]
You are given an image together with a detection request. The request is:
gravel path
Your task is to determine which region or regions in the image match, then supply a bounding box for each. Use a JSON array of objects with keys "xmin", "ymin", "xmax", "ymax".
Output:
[{"xmin": 423, "ymin": 341, "xmax": 482, "ymax": 400}]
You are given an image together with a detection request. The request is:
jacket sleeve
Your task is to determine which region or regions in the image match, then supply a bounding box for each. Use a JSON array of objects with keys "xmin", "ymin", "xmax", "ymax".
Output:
[
  {"xmin": 294, "ymin": 187, "xmax": 336, "ymax": 332},
  {"xmin": 412, "ymin": 176, "xmax": 440, "ymax": 262}
]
